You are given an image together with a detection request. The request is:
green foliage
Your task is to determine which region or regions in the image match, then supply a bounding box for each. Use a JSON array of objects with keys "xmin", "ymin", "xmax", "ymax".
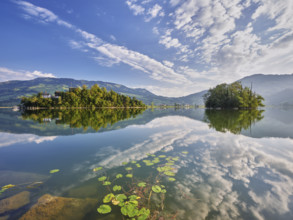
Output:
[
  {"xmin": 103, "ymin": 181, "xmax": 111, "ymax": 186},
  {"xmin": 21, "ymin": 84, "xmax": 147, "ymax": 108},
  {"xmin": 126, "ymin": 174, "xmax": 133, "ymax": 178},
  {"xmin": 138, "ymin": 182, "xmax": 146, "ymax": 187},
  {"xmin": 204, "ymin": 82, "xmax": 265, "ymax": 109},
  {"xmin": 125, "ymin": 167, "xmax": 133, "ymax": 171}
]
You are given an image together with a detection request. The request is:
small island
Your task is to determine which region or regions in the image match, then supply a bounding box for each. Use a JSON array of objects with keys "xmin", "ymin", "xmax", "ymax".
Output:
[
  {"xmin": 20, "ymin": 84, "xmax": 146, "ymax": 109},
  {"xmin": 204, "ymin": 82, "xmax": 265, "ymax": 109}
]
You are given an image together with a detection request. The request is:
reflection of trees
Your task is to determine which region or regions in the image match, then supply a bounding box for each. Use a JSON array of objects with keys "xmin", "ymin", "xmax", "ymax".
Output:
[
  {"xmin": 21, "ymin": 108, "xmax": 145, "ymax": 131},
  {"xmin": 204, "ymin": 109, "xmax": 264, "ymax": 134}
]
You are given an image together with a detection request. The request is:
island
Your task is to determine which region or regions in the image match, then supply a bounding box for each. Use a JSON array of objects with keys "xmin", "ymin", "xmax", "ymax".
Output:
[
  {"xmin": 203, "ymin": 82, "xmax": 265, "ymax": 109},
  {"xmin": 20, "ymin": 84, "xmax": 146, "ymax": 109}
]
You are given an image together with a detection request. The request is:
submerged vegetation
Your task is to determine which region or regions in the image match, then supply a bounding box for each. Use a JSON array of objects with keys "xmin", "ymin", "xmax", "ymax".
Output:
[
  {"xmin": 93, "ymin": 150, "xmax": 189, "ymax": 219},
  {"xmin": 20, "ymin": 84, "xmax": 146, "ymax": 108},
  {"xmin": 204, "ymin": 82, "xmax": 264, "ymax": 109},
  {"xmin": 21, "ymin": 108, "xmax": 145, "ymax": 131},
  {"xmin": 204, "ymin": 109, "xmax": 264, "ymax": 134}
]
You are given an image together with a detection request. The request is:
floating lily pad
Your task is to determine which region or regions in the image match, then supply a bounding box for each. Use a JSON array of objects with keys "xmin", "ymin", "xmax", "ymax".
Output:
[
  {"xmin": 125, "ymin": 167, "xmax": 132, "ymax": 171},
  {"xmin": 136, "ymin": 163, "xmax": 141, "ymax": 168},
  {"xmin": 116, "ymin": 174, "xmax": 123, "ymax": 179},
  {"xmin": 164, "ymin": 171, "xmax": 175, "ymax": 176},
  {"xmin": 158, "ymin": 155, "xmax": 166, "ymax": 158},
  {"xmin": 113, "ymin": 185, "xmax": 122, "ymax": 191},
  {"xmin": 93, "ymin": 167, "xmax": 102, "ymax": 172},
  {"xmin": 122, "ymin": 162, "xmax": 128, "ymax": 165},
  {"xmin": 168, "ymin": 177, "xmax": 176, "ymax": 181},
  {"xmin": 152, "ymin": 185, "xmax": 162, "ymax": 193},
  {"xmin": 49, "ymin": 169, "xmax": 60, "ymax": 174},
  {"xmin": 97, "ymin": 204, "xmax": 111, "ymax": 214},
  {"xmin": 182, "ymin": 151, "xmax": 189, "ymax": 154},
  {"xmin": 138, "ymin": 182, "xmax": 146, "ymax": 187},
  {"xmin": 131, "ymin": 161, "xmax": 137, "ymax": 164},
  {"xmin": 103, "ymin": 193, "xmax": 115, "ymax": 203},
  {"xmin": 126, "ymin": 174, "xmax": 133, "ymax": 178},
  {"xmin": 161, "ymin": 189, "xmax": 167, "ymax": 193},
  {"xmin": 116, "ymin": 194, "xmax": 127, "ymax": 202},
  {"xmin": 103, "ymin": 181, "xmax": 111, "ymax": 186},
  {"xmin": 138, "ymin": 208, "xmax": 150, "ymax": 220},
  {"xmin": 98, "ymin": 176, "xmax": 107, "ymax": 181},
  {"xmin": 129, "ymin": 195, "xmax": 139, "ymax": 200}
]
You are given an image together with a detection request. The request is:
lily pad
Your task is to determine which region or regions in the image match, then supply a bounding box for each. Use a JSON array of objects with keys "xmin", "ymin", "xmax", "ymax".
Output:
[
  {"xmin": 152, "ymin": 185, "xmax": 162, "ymax": 193},
  {"xmin": 138, "ymin": 182, "xmax": 146, "ymax": 187},
  {"xmin": 116, "ymin": 194, "xmax": 127, "ymax": 202},
  {"xmin": 116, "ymin": 174, "xmax": 123, "ymax": 179},
  {"xmin": 168, "ymin": 177, "xmax": 176, "ymax": 181},
  {"xmin": 103, "ymin": 193, "xmax": 115, "ymax": 203},
  {"xmin": 98, "ymin": 176, "xmax": 107, "ymax": 181},
  {"xmin": 97, "ymin": 204, "xmax": 111, "ymax": 214},
  {"xmin": 93, "ymin": 167, "xmax": 102, "ymax": 172},
  {"xmin": 164, "ymin": 171, "xmax": 175, "ymax": 176},
  {"xmin": 49, "ymin": 169, "xmax": 60, "ymax": 174},
  {"xmin": 159, "ymin": 155, "xmax": 166, "ymax": 158},
  {"xmin": 136, "ymin": 163, "xmax": 141, "ymax": 168},
  {"xmin": 125, "ymin": 167, "xmax": 133, "ymax": 171},
  {"xmin": 113, "ymin": 185, "xmax": 122, "ymax": 191},
  {"xmin": 103, "ymin": 181, "xmax": 111, "ymax": 186},
  {"xmin": 126, "ymin": 174, "xmax": 133, "ymax": 178},
  {"xmin": 122, "ymin": 162, "xmax": 128, "ymax": 165},
  {"xmin": 182, "ymin": 151, "xmax": 189, "ymax": 154}
]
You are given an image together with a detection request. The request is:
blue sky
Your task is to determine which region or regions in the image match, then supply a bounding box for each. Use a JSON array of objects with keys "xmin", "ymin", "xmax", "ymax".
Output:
[{"xmin": 0, "ymin": 0, "xmax": 293, "ymax": 97}]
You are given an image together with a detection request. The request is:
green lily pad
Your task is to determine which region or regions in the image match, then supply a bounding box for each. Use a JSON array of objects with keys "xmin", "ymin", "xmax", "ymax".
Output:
[
  {"xmin": 182, "ymin": 151, "xmax": 189, "ymax": 154},
  {"xmin": 168, "ymin": 177, "xmax": 176, "ymax": 181},
  {"xmin": 164, "ymin": 171, "xmax": 175, "ymax": 176},
  {"xmin": 116, "ymin": 194, "xmax": 127, "ymax": 202},
  {"xmin": 98, "ymin": 176, "xmax": 107, "ymax": 181},
  {"xmin": 49, "ymin": 169, "xmax": 60, "ymax": 174},
  {"xmin": 103, "ymin": 193, "xmax": 115, "ymax": 203},
  {"xmin": 97, "ymin": 204, "xmax": 111, "ymax": 214},
  {"xmin": 138, "ymin": 182, "xmax": 146, "ymax": 187},
  {"xmin": 131, "ymin": 161, "xmax": 137, "ymax": 164},
  {"xmin": 138, "ymin": 208, "xmax": 150, "ymax": 220},
  {"xmin": 136, "ymin": 163, "xmax": 141, "ymax": 168},
  {"xmin": 116, "ymin": 173, "xmax": 123, "ymax": 179},
  {"xmin": 122, "ymin": 161, "xmax": 128, "ymax": 165},
  {"xmin": 159, "ymin": 155, "xmax": 166, "ymax": 158},
  {"xmin": 113, "ymin": 185, "xmax": 122, "ymax": 191},
  {"xmin": 103, "ymin": 181, "xmax": 111, "ymax": 186},
  {"xmin": 126, "ymin": 174, "xmax": 133, "ymax": 178},
  {"xmin": 161, "ymin": 189, "xmax": 167, "ymax": 193},
  {"xmin": 125, "ymin": 167, "xmax": 133, "ymax": 171},
  {"xmin": 93, "ymin": 167, "xmax": 102, "ymax": 172},
  {"xmin": 152, "ymin": 185, "xmax": 162, "ymax": 193}
]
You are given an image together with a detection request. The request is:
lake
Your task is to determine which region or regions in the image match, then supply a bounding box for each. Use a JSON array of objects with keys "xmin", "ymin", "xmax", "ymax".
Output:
[{"xmin": 0, "ymin": 107, "xmax": 293, "ymax": 220}]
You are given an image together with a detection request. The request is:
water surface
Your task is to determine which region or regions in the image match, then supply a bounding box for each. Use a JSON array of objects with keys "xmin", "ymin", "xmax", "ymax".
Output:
[{"xmin": 0, "ymin": 108, "xmax": 293, "ymax": 219}]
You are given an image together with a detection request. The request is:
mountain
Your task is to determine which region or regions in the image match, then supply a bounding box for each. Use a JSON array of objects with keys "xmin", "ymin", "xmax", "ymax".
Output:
[
  {"xmin": 1, "ymin": 74, "xmax": 292, "ymax": 107},
  {"xmin": 239, "ymin": 74, "xmax": 293, "ymax": 106},
  {"xmin": 0, "ymin": 77, "xmax": 204, "ymax": 106}
]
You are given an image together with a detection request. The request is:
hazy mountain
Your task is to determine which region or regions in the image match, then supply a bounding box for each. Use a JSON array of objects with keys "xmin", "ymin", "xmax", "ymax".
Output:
[
  {"xmin": 0, "ymin": 77, "xmax": 204, "ymax": 106},
  {"xmin": 1, "ymin": 74, "xmax": 292, "ymax": 107},
  {"xmin": 239, "ymin": 74, "xmax": 293, "ymax": 106}
]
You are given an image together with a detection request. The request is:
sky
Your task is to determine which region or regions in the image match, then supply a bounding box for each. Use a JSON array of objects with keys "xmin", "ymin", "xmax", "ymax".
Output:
[{"xmin": 0, "ymin": 0, "xmax": 293, "ymax": 97}]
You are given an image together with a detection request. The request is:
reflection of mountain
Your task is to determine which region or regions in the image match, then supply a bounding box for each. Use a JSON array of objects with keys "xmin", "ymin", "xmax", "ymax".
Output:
[{"xmin": 204, "ymin": 109, "xmax": 264, "ymax": 134}]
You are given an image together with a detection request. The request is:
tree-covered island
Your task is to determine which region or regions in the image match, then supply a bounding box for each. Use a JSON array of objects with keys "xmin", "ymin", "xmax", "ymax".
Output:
[
  {"xmin": 20, "ymin": 84, "xmax": 146, "ymax": 108},
  {"xmin": 204, "ymin": 81, "xmax": 264, "ymax": 109}
]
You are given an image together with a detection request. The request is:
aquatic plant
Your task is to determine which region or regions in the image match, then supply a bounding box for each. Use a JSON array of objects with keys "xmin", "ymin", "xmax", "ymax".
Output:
[{"xmin": 95, "ymin": 150, "xmax": 189, "ymax": 219}]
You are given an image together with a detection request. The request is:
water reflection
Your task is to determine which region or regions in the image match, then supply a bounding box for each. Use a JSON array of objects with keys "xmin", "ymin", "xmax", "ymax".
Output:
[
  {"xmin": 21, "ymin": 108, "xmax": 145, "ymax": 131},
  {"xmin": 204, "ymin": 109, "xmax": 264, "ymax": 134}
]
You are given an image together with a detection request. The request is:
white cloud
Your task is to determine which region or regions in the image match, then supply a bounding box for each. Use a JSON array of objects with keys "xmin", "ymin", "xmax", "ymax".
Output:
[
  {"xmin": 0, "ymin": 133, "xmax": 57, "ymax": 148},
  {"xmin": 0, "ymin": 67, "xmax": 55, "ymax": 82},
  {"xmin": 126, "ymin": 0, "xmax": 145, "ymax": 15},
  {"xmin": 145, "ymin": 4, "xmax": 164, "ymax": 21},
  {"xmin": 163, "ymin": 60, "xmax": 174, "ymax": 68},
  {"xmin": 110, "ymin": 35, "xmax": 116, "ymax": 41}
]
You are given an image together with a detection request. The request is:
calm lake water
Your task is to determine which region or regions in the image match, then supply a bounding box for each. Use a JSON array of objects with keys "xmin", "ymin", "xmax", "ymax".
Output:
[{"xmin": 0, "ymin": 108, "xmax": 293, "ymax": 220}]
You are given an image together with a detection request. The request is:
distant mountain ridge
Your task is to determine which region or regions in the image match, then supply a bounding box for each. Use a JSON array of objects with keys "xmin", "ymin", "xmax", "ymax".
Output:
[
  {"xmin": 0, "ymin": 77, "xmax": 204, "ymax": 106},
  {"xmin": 0, "ymin": 74, "xmax": 292, "ymax": 106}
]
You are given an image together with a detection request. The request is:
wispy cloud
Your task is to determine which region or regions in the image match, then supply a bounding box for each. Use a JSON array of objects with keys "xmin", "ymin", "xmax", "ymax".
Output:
[
  {"xmin": 0, "ymin": 67, "xmax": 55, "ymax": 82},
  {"xmin": 14, "ymin": 0, "xmax": 190, "ymax": 87}
]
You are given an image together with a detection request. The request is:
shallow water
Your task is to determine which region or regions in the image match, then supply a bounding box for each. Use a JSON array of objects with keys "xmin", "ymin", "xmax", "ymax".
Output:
[{"xmin": 0, "ymin": 108, "xmax": 293, "ymax": 219}]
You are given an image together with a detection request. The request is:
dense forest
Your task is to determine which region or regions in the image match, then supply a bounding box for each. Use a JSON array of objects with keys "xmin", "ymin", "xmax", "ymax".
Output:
[
  {"xmin": 204, "ymin": 82, "xmax": 265, "ymax": 109},
  {"xmin": 20, "ymin": 84, "xmax": 146, "ymax": 108}
]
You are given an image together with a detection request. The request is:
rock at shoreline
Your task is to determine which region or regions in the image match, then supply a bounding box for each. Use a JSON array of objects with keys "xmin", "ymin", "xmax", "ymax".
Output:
[
  {"xmin": 0, "ymin": 191, "xmax": 30, "ymax": 214},
  {"xmin": 20, "ymin": 194, "xmax": 97, "ymax": 220}
]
